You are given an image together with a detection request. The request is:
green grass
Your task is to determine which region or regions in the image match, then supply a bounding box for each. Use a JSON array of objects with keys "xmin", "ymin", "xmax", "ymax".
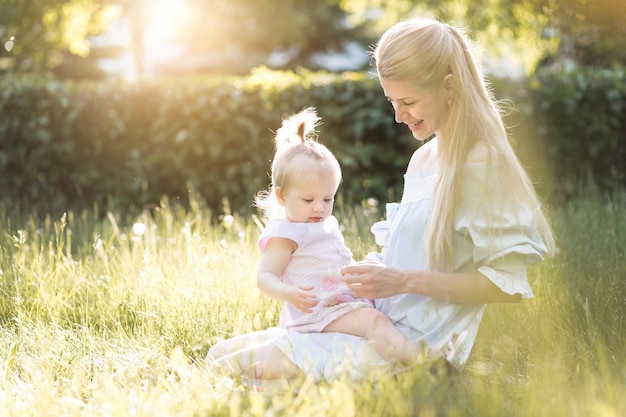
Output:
[{"xmin": 0, "ymin": 189, "xmax": 624, "ymax": 416}]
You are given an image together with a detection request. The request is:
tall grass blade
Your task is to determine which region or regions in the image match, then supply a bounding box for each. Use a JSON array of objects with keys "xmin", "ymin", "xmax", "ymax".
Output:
[{"xmin": 4, "ymin": 342, "xmax": 17, "ymax": 380}]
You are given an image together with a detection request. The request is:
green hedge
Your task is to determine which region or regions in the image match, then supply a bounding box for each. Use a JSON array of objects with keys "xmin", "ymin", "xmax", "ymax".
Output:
[
  {"xmin": 0, "ymin": 68, "xmax": 412, "ymax": 216},
  {"xmin": 2, "ymin": 66, "xmax": 624, "ymax": 217},
  {"xmin": 530, "ymin": 65, "xmax": 626, "ymax": 196}
]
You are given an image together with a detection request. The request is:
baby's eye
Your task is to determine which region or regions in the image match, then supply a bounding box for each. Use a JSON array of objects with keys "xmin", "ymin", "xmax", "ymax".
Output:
[
  {"xmin": 324, "ymin": 198, "xmax": 333, "ymax": 203},
  {"xmin": 303, "ymin": 199, "xmax": 313, "ymax": 203}
]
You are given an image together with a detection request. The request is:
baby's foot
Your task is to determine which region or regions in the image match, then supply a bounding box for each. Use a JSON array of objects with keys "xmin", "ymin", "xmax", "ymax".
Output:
[
  {"xmin": 428, "ymin": 330, "xmax": 468, "ymax": 364},
  {"xmin": 391, "ymin": 331, "xmax": 468, "ymax": 377}
]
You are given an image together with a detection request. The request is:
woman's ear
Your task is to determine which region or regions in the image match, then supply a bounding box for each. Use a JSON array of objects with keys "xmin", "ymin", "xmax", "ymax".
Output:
[
  {"xmin": 443, "ymin": 74, "xmax": 455, "ymax": 106},
  {"xmin": 443, "ymin": 74, "xmax": 455, "ymax": 96},
  {"xmin": 275, "ymin": 187, "xmax": 286, "ymax": 206}
]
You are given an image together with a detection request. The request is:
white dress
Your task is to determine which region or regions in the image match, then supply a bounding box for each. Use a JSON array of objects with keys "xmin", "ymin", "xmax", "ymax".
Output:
[
  {"xmin": 249, "ymin": 163, "xmax": 548, "ymax": 380},
  {"xmin": 259, "ymin": 216, "xmax": 373, "ymax": 332}
]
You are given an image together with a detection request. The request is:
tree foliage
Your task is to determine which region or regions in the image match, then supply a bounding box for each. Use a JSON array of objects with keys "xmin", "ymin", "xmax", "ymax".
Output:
[
  {"xmin": 176, "ymin": 0, "xmax": 368, "ymax": 69},
  {"xmin": 1, "ymin": 0, "xmax": 368, "ymax": 76},
  {"xmin": 0, "ymin": 0, "xmax": 119, "ymax": 72},
  {"xmin": 1, "ymin": 0, "xmax": 624, "ymax": 77},
  {"xmin": 340, "ymin": 0, "xmax": 626, "ymax": 73},
  {"xmin": 538, "ymin": 0, "xmax": 626, "ymax": 67}
]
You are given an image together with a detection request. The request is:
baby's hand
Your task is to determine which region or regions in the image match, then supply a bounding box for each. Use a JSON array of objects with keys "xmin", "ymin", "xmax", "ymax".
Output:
[{"xmin": 285, "ymin": 285, "xmax": 318, "ymax": 314}]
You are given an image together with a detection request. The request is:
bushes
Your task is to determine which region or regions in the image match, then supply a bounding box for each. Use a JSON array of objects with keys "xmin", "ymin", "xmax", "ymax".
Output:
[
  {"xmin": 0, "ymin": 69, "xmax": 410, "ymax": 215},
  {"xmin": 530, "ymin": 65, "xmax": 626, "ymax": 197},
  {"xmin": 1, "ymin": 65, "xmax": 625, "ymax": 216}
]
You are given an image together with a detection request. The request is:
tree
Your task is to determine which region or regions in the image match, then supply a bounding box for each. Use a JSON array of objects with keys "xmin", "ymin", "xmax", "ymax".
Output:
[
  {"xmin": 535, "ymin": 0, "xmax": 626, "ymax": 68},
  {"xmin": 114, "ymin": 0, "xmax": 370, "ymax": 76},
  {"xmin": 339, "ymin": 0, "xmax": 626, "ymax": 73},
  {"xmin": 3, "ymin": 0, "xmax": 624, "ymax": 77},
  {"xmin": 1, "ymin": 0, "xmax": 370, "ymax": 77},
  {"xmin": 0, "ymin": 0, "xmax": 119, "ymax": 73}
]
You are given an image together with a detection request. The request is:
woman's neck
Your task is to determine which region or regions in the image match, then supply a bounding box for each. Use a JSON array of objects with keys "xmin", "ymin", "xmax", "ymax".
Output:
[{"xmin": 407, "ymin": 138, "xmax": 439, "ymax": 172}]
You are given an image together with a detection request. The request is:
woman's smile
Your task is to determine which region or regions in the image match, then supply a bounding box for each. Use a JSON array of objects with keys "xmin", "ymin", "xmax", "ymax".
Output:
[{"xmin": 407, "ymin": 119, "xmax": 425, "ymax": 132}]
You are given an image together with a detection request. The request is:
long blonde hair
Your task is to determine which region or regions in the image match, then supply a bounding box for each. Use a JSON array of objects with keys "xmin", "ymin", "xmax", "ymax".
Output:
[
  {"xmin": 374, "ymin": 18, "xmax": 555, "ymax": 271},
  {"xmin": 255, "ymin": 107, "xmax": 342, "ymax": 219}
]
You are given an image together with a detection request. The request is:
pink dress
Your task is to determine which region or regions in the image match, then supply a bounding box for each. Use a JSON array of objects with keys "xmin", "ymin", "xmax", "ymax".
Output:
[{"xmin": 259, "ymin": 215, "xmax": 374, "ymax": 332}]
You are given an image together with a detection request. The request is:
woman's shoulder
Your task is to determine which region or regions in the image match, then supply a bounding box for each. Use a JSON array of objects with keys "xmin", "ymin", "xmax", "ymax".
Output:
[
  {"xmin": 466, "ymin": 141, "xmax": 493, "ymax": 164},
  {"xmin": 406, "ymin": 139, "xmax": 496, "ymax": 173}
]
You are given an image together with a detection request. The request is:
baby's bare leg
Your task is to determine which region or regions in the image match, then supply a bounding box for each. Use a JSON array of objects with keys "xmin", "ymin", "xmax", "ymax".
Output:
[{"xmin": 322, "ymin": 308, "xmax": 419, "ymax": 364}]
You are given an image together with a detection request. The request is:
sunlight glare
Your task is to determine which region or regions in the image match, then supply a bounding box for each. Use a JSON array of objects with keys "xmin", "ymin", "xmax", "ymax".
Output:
[
  {"xmin": 145, "ymin": 0, "xmax": 189, "ymax": 45},
  {"xmin": 141, "ymin": 0, "xmax": 191, "ymax": 75}
]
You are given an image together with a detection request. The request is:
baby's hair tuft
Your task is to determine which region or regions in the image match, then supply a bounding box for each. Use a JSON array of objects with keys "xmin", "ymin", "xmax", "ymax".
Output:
[
  {"xmin": 296, "ymin": 121, "xmax": 306, "ymax": 143},
  {"xmin": 274, "ymin": 107, "xmax": 321, "ymax": 150}
]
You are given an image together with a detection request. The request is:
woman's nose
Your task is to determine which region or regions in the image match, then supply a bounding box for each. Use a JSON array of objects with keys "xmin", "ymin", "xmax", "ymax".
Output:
[{"xmin": 394, "ymin": 106, "xmax": 407, "ymax": 123}]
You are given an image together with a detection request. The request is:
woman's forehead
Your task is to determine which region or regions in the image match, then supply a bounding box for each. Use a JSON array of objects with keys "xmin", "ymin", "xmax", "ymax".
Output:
[{"xmin": 381, "ymin": 78, "xmax": 423, "ymax": 99}]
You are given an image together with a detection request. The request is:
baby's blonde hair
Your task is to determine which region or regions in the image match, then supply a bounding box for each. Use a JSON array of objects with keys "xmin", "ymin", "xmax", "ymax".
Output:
[
  {"xmin": 374, "ymin": 18, "xmax": 555, "ymax": 271},
  {"xmin": 255, "ymin": 107, "xmax": 342, "ymax": 219}
]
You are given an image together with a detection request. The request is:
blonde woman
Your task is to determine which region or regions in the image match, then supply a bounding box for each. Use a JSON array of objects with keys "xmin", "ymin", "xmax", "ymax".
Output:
[{"xmin": 207, "ymin": 17, "xmax": 554, "ymax": 381}]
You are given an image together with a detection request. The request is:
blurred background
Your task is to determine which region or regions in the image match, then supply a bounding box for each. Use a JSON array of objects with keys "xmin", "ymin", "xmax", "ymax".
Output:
[
  {"xmin": 0, "ymin": 0, "xmax": 625, "ymax": 216},
  {"xmin": 2, "ymin": 0, "xmax": 625, "ymax": 79}
]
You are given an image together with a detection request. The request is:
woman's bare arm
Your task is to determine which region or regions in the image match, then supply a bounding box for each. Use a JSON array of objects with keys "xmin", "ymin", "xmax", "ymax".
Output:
[{"xmin": 340, "ymin": 262, "xmax": 521, "ymax": 304}]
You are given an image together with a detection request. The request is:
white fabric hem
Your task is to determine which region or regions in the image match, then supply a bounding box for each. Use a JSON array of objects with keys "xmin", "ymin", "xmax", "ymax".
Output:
[
  {"xmin": 477, "ymin": 265, "xmax": 534, "ymax": 299},
  {"xmin": 269, "ymin": 329, "xmax": 392, "ymax": 381}
]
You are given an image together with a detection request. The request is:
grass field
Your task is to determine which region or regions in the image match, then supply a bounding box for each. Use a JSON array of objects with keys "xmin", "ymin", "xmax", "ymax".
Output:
[{"xmin": 0, "ymin": 188, "xmax": 624, "ymax": 416}]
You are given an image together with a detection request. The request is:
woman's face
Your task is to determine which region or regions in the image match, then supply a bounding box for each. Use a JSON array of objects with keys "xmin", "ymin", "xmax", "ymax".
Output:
[{"xmin": 380, "ymin": 78, "xmax": 450, "ymax": 142}]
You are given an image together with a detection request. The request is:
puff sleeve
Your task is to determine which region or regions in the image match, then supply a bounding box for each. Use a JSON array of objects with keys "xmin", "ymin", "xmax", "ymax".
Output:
[
  {"xmin": 366, "ymin": 203, "xmax": 400, "ymax": 262},
  {"xmin": 370, "ymin": 203, "xmax": 400, "ymax": 247},
  {"xmin": 258, "ymin": 218, "xmax": 308, "ymax": 251},
  {"xmin": 454, "ymin": 164, "xmax": 548, "ymax": 299}
]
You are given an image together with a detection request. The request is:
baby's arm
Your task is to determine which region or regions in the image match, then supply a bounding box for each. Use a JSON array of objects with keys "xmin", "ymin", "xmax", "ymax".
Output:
[{"xmin": 257, "ymin": 237, "xmax": 318, "ymax": 313}]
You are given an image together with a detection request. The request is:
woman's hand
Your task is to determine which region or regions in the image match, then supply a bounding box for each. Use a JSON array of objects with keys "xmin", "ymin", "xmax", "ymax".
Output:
[
  {"xmin": 284, "ymin": 285, "xmax": 318, "ymax": 314},
  {"xmin": 342, "ymin": 260, "xmax": 524, "ymax": 304},
  {"xmin": 340, "ymin": 261, "xmax": 409, "ymax": 299}
]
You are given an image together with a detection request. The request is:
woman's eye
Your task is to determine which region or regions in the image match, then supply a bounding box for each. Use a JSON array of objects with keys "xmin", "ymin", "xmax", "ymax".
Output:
[{"xmin": 388, "ymin": 99, "xmax": 414, "ymax": 108}]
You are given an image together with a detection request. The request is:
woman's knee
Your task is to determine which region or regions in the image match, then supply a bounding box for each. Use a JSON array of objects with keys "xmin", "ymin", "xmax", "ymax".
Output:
[
  {"xmin": 254, "ymin": 345, "xmax": 301, "ymax": 380},
  {"xmin": 206, "ymin": 343, "xmax": 226, "ymax": 360},
  {"xmin": 206, "ymin": 332, "xmax": 269, "ymax": 360},
  {"xmin": 207, "ymin": 339, "xmax": 301, "ymax": 380}
]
